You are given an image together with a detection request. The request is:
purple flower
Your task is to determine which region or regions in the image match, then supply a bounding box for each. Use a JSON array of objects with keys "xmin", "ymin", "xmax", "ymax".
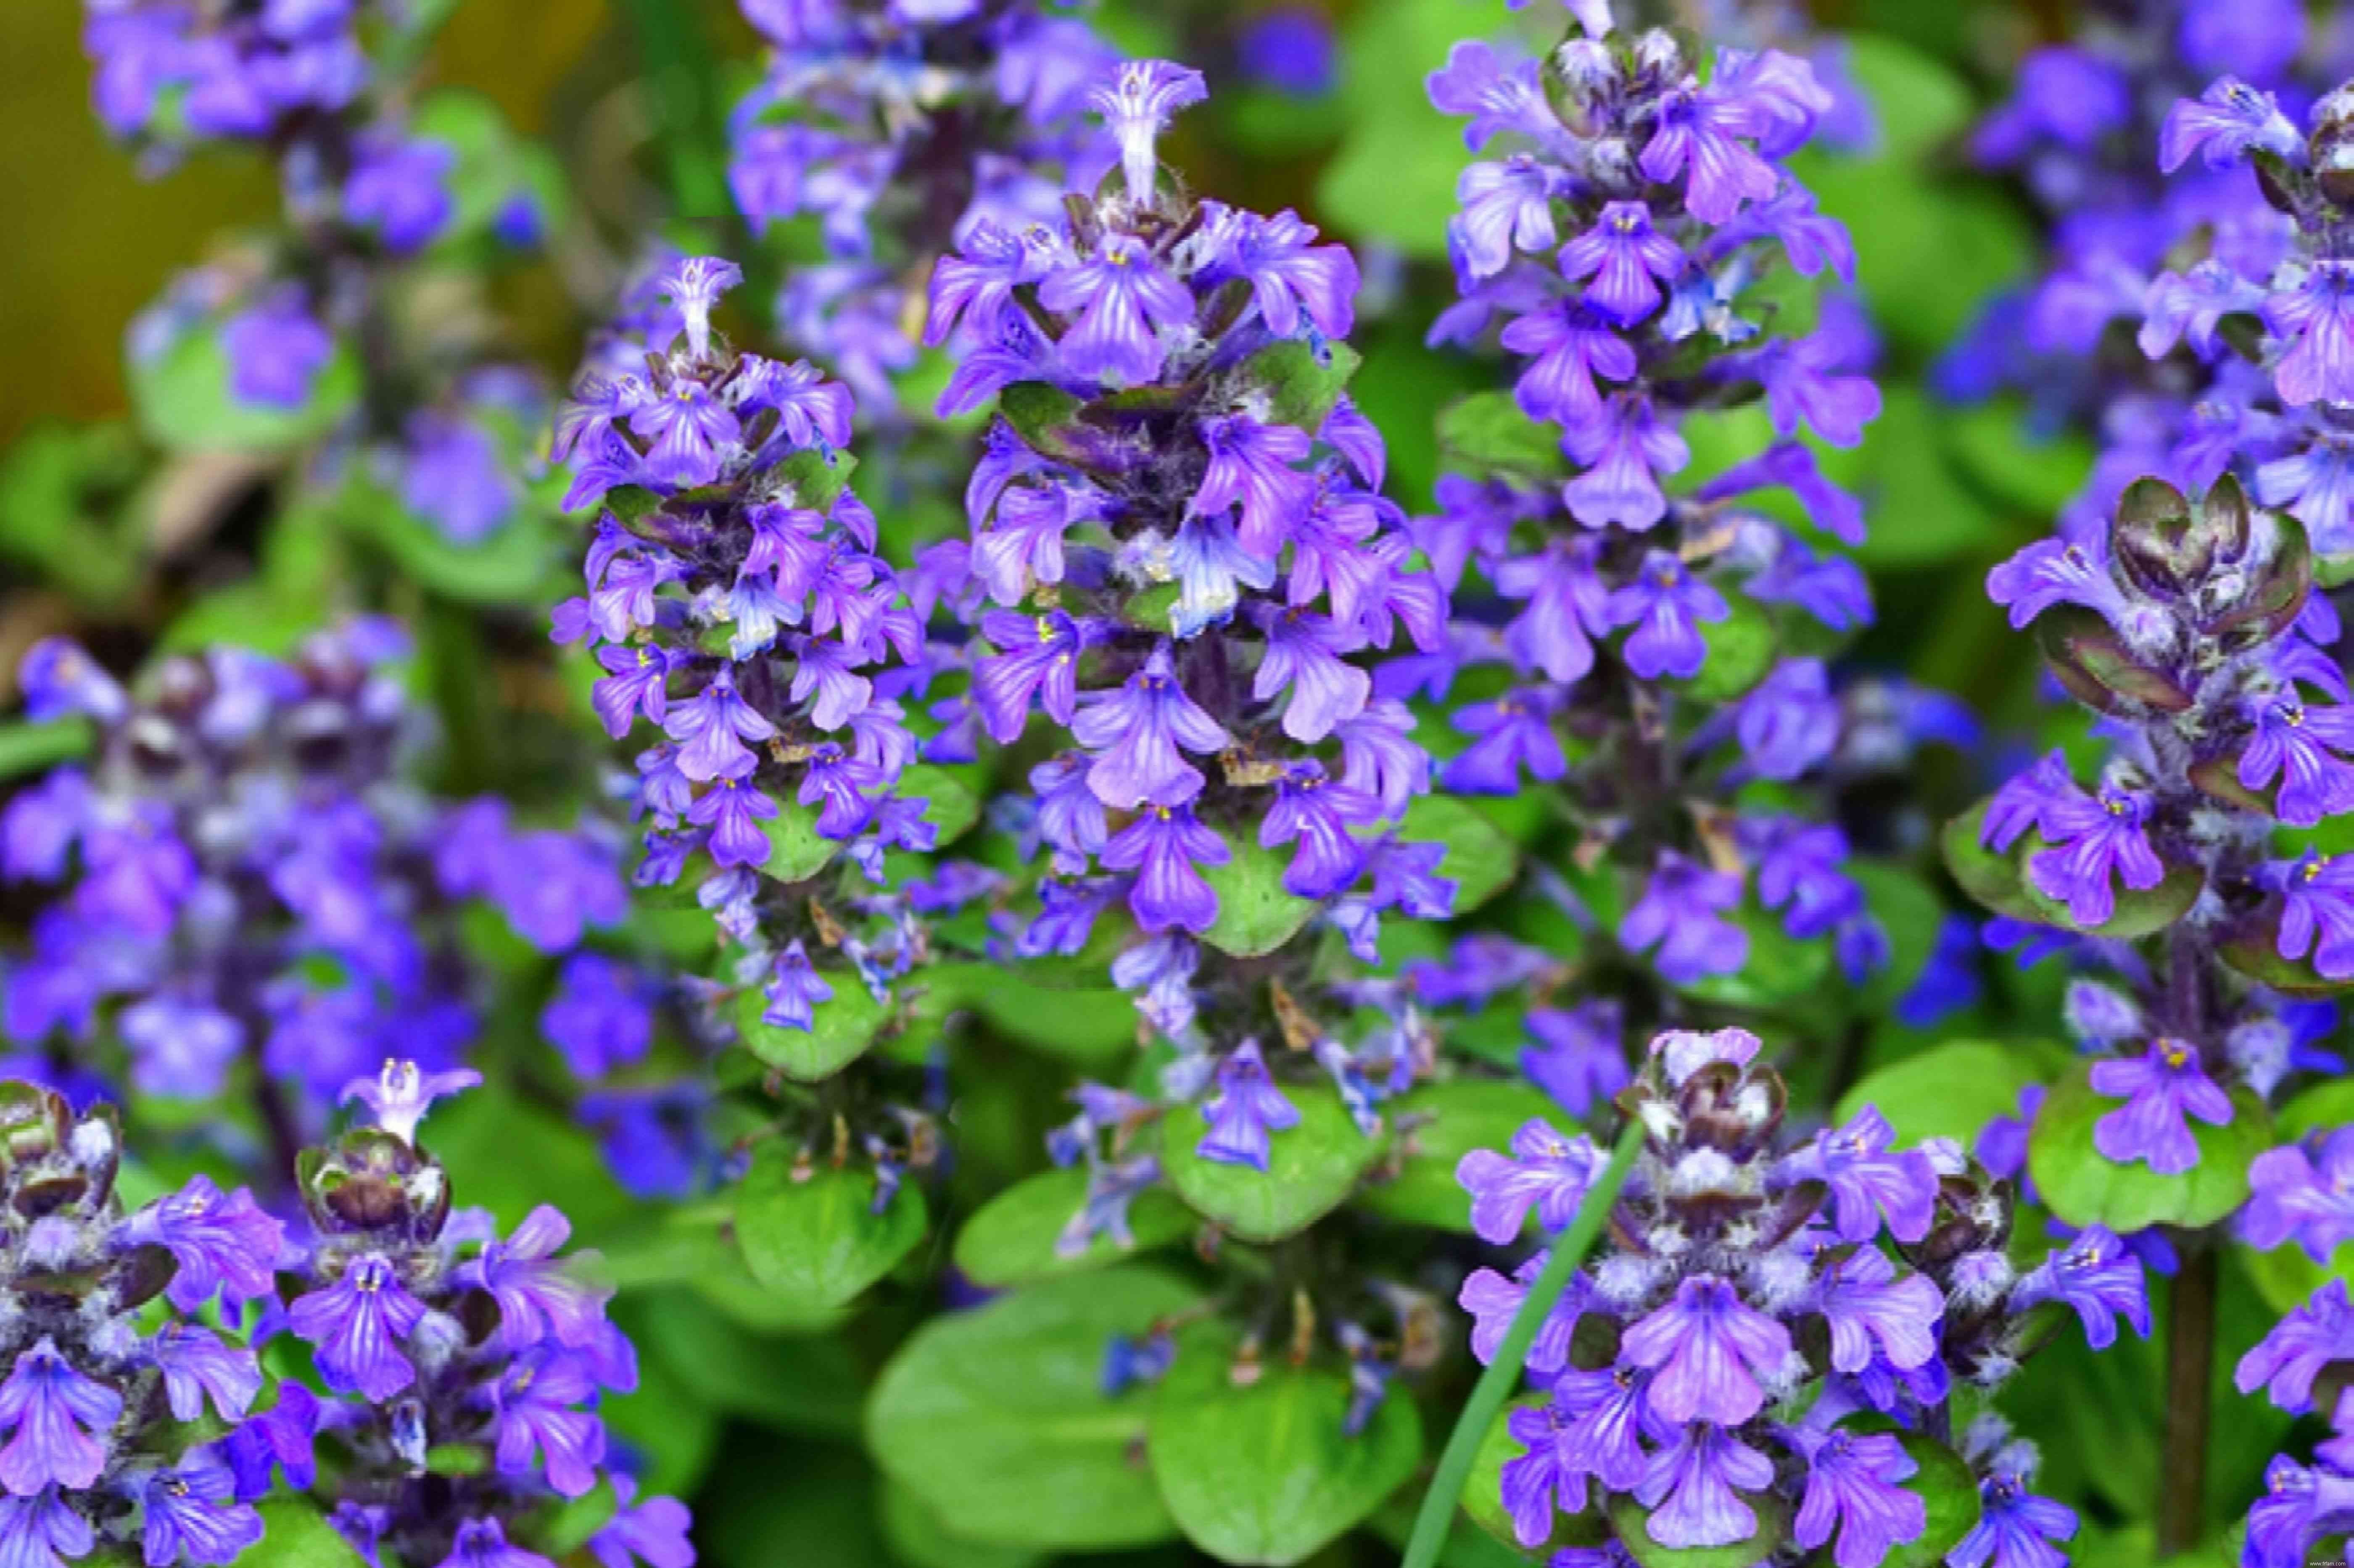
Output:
[
  {"xmin": 343, "ymin": 136, "xmax": 455, "ymax": 253},
  {"xmin": 2090, "ymin": 1037, "xmax": 2233, "ymax": 1174},
  {"xmin": 221, "ymin": 1384, "xmax": 319, "ymax": 1502},
  {"xmin": 1502, "ymin": 300, "xmax": 1638, "ymax": 425},
  {"xmin": 341, "ymin": 1059, "xmax": 482, "ymax": 1145},
  {"xmin": 2240, "ymin": 695, "xmax": 2354, "ymax": 826},
  {"xmin": 1814, "ymin": 1249, "xmax": 1943, "ymax": 1374},
  {"xmin": 1090, "ymin": 60, "xmax": 1207, "ymax": 200},
  {"xmin": 1522, "ymin": 1001, "xmax": 1628, "ymax": 1115},
  {"xmin": 1197, "ymin": 416, "xmax": 1313, "ymax": 558},
  {"xmin": 0, "ymin": 1490, "xmax": 91, "ymax": 1568},
  {"xmin": 121, "ymin": 1175, "xmax": 284, "ymax": 1312},
  {"xmin": 541, "ymin": 954, "xmax": 654, "ymax": 1080},
  {"xmin": 137, "ymin": 1458, "xmax": 264, "ymax": 1568},
  {"xmin": 2243, "ymin": 1131, "xmax": 2354, "ymax": 1260},
  {"xmin": 1736, "ymin": 659, "xmax": 1840, "ymax": 779},
  {"xmin": 148, "ymin": 1323, "xmax": 262, "ymax": 1424},
  {"xmin": 1948, "ymin": 1467, "xmax": 2077, "ymax": 1568},
  {"xmin": 1208, "ymin": 208, "xmax": 1357, "ymax": 339},
  {"xmin": 1604, "ymin": 552, "xmax": 1728, "ymax": 680},
  {"xmin": 1494, "ymin": 540, "xmax": 1609, "ymax": 685},
  {"xmin": 1071, "ymin": 649, "xmax": 1231, "ymax": 809},
  {"xmin": 1779, "ymin": 1107, "xmax": 1937, "ymax": 1243},
  {"xmin": 1620, "ymin": 853, "xmax": 1747, "ymax": 986},
  {"xmin": 1039, "ymin": 236, "xmax": 1195, "ymax": 387},
  {"xmin": 1642, "ymin": 83, "xmax": 1778, "ymax": 224},
  {"xmin": 1455, "ymin": 157, "xmax": 1559, "ymax": 279},
  {"xmin": 1792, "ymin": 1429, "xmax": 1926, "ymax": 1568},
  {"xmin": 490, "ymin": 1347, "xmax": 606, "ymax": 1498},
  {"xmin": 2244, "ymin": 1457, "xmax": 2354, "ymax": 1568},
  {"xmin": 591, "ymin": 645, "xmax": 672, "ymax": 741},
  {"xmin": 437, "ymin": 1518, "xmax": 558, "ymax": 1568},
  {"xmin": 2010, "ymin": 1227, "xmax": 2150, "ymax": 1349},
  {"xmin": 662, "ymin": 671, "xmax": 776, "ymax": 783},
  {"xmin": 2237, "ymin": 1280, "xmax": 2354, "ymax": 1412},
  {"xmin": 1634, "ymin": 1423, "xmax": 1775, "ymax": 1550},
  {"xmin": 1260, "ymin": 766, "xmax": 1376, "ymax": 898},
  {"xmin": 2025, "ymin": 783, "xmax": 2164, "ymax": 929},
  {"xmin": 762, "ymin": 941, "xmax": 833, "ymax": 1030},
  {"xmin": 286, "ymin": 1253, "xmax": 428, "ymax": 1402},
  {"xmin": 2159, "ymin": 78, "xmax": 2302, "ymax": 172},
  {"xmin": 0, "ymin": 1340, "xmax": 120, "ymax": 1493},
  {"xmin": 589, "ymin": 1477, "xmax": 696, "ymax": 1568},
  {"xmin": 1563, "ymin": 394, "xmax": 1689, "ymax": 530},
  {"xmin": 1455, "ymin": 1120, "xmax": 1599, "ymax": 1244},
  {"xmin": 1255, "ymin": 609, "xmax": 1370, "ymax": 743},
  {"xmin": 1102, "ymin": 806, "xmax": 1228, "ymax": 934},
  {"xmin": 458, "ymin": 1205, "xmax": 610, "ymax": 1352},
  {"xmin": 1984, "ymin": 536, "xmax": 2133, "ymax": 632},
  {"xmin": 974, "ymin": 611, "xmax": 1088, "ymax": 743},
  {"xmin": 654, "ymin": 256, "xmax": 742, "ymax": 360},
  {"xmin": 1197, "ymin": 1041, "xmax": 1301, "ymax": 1170},
  {"xmin": 1459, "ymin": 1259, "xmax": 1581, "ymax": 1373},
  {"xmin": 2270, "ymin": 262, "xmax": 2354, "ymax": 408},
  {"xmin": 1620, "ymin": 1275, "xmax": 1792, "ymax": 1428},
  {"xmin": 1499, "ymin": 1400, "xmax": 1583, "ymax": 1546},
  {"xmin": 1443, "ymin": 691, "xmax": 1567, "ymax": 794},
  {"xmin": 222, "ymin": 292, "xmax": 333, "ymax": 409},
  {"xmin": 2278, "ymin": 852, "xmax": 2354, "ymax": 979}
]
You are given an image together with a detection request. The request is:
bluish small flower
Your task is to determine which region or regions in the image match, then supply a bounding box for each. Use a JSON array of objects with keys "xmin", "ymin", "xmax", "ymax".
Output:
[
  {"xmin": 2010, "ymin": 1227, "xmax": 2150, "ymax": 1349},
  {"xmin": 1633, "ymin": 1422, "xmax": 1775, "ymax": 1550},
  {"xmin": 1604, "ymin": 551, "xmax": 1727, "ymax": 680},
  {"xmin": 343, "ymin": 135, "xmax": 455, "ymax": 253},
  {"xmin": 1778, "ymin": 1107, "xmax": 1937, "ymax": 1243},
  {"xmin": 137, "ymin": 1458, "xmax": 265, "ymax": 1568},
  {"xmin": 286, "ymin": 1254, "xmax": 428, "ymax": 1402},
  {"xmin": 1620, "ymin": 853, "xmax": 1747, "ymax": 985},
  {"xmin": 2243, "ymin": 1130, "xmax": 2354, "ymax": 1260},
  {"xmin": 342, "ymin": 1060, "xmax": 481, "ymax": 1145},
  {"xmin": 459, "ymin": 1206, "xmax": 611, "ymax": 1352},
  {"xmin": 1455, "ymin": 1119, "xmax": 1600, "ymax": 1244},
  {"xmin": 1090, "ymin": 60, "xmax": 1207, "ymax": 201},
  {"xmin": 1038, "ymin": 235, "xmax": 1195, "ymax": 387},
  {"xmin": 1620, "ymin": 1275, "xmax": 1792, "ymax": 1428},
  {"xmin": 1948, "ymin": 1465, "xmax": 2077, "ymax": 1568},
  {"xmin": 2089, "ymin": 1037, "xmax": 2233, "ymax": 1173},
  {"xmin": 1791, "ymin": 1428, "xmax": 1926, "ymax": 1568},
  {"xmin": 1521, "ymin": 1000, "xmax": 1628, "ymax": 1115},
  {"xmin": 2277, "ymin": 851, "xmax": 2354, "ymax": 979},
  {"xmin": 222, "ymin": 290, "xmax": 333, "ymax": 408},
  {"xmin": 0, "ymin": 1340, "xmax": 121, "ymax": 1494},
  {"xmin": 762, "ymin": 941, "xmax": 834, "ymax": 1031},
  {"xmin": 1196, "ymin": 1041, "xmax": 1300, "ymax": 1170},
  {"xmin": 1070, "ymin": 649, "xmax": 1230, "ymax": 809},
  {"xmin": 1814, "ymin": 1249, "xmax": 1943, "ymax": 1375},
  {"xmin": 1102, "ymin": 806, "xmax": 1227, "ymax": 935},
  {"xmin": 2025, "ymin": 781, "xmax": 2164, "ymax": 929},
  {"xmin": 2239, "ymin": 694, "xmax": 2354, "ymax": 826}
]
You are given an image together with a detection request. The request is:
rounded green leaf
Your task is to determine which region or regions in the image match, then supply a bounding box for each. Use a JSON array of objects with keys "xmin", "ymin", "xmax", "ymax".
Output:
[
  {"xmin": 762, "ymin": 799, "xmax": 841, "ymax": 883},
  {"xmin": 1835, "ymin": 1041, "xmax": 2038, "ymax": 1149},
  {"xmin": 248, "ymin": 1498, "xmax": 371, "ymax": 1568},
  {"xmin": 865, "ymin": 1267, "xmax": 1199, "ymax": 1550},
  {"xmin": 1848, "ymin": 859, "xmax": 1945, "ymax": 1009},
  {"xmin": 954, "ymin": 1167, "xmax": 1194, "ymax": 1288},
  {"xmin": 1607, "ymin": 1490, "xmax": 1790, "ymax": 1568},
  {"xmin": 343, "ymin": 482, "xmax": 555, "ymax": 604},
  {"xmin": 879, "ymin": 1480, "xmax": 1047, "ymax": 1568},
  {"xmin": 897, "ymin": 763, "xmax": 980, "ymax": 844},
  {"xmin": 2027, "ymin": 1063, "xmax": 2270, "ymax": 1233},
  {"xmin": 1164, "ymin": 1091, "xmax": 1388, "ymax": 1242},
  {"xmin": 1889, "ymin": 1434, "xmax": 1984, "ymax": 1568},
  {"xmin": 730, "ymin": 1149, "xmax": 926, "ymax": 1310},
  {"xmin": 1200, "ymin": 835, "xmax": 1317, "ymax": 958},
  {"xmin": 1940, "ymin": 800, "xmax": 2043, "ymax": 923},
  {"xmin": 1680, "ymin": 597, "xmax": 1777, "ymax": 705},
  {"xmin": 1148, "ymin": 1361, "xmax": 1423, "ymax": 1566},
  {"xmin": 1358, "ymin": 1080, "xmax": 1561, "ymax": 1231},
  {"xmin": 1400, "ymin": 795, "xmax": 1519, "ymax": 914},
  {"xmin": 1434, "ymin": 390, "xmax": 1565, "ymax": 479},
  {"xmin": 130, "ymin": 322, "xmax": 361, "ymax": 454},
  {"xmin": 734, "ymin": 976, "xmax": 885, "ymax": 1082}
]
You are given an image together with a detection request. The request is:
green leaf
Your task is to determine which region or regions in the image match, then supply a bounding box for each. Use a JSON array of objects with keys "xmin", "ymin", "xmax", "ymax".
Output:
[
  {"xmin": 1359, "ymin": 1080, "xmax": 1562, "ymax": 1231},
  {"xmin": 2027, "ymin": 1063, "xmax": 2271, "ymax": 1233},
  {"xmin": 1939, "ymin": 800, "xmax": 2046, "ymax": 924},
  {"xmin": 1436, "ymin": 390, "xmax": 1565, "ymax": 479},
  {"xmin": 866, "ymin": 1267, "xmax": 1199, "ymax": 1550},
  {"xmin": 1400, "ymin": 794, "xmax": 1519, "ymax": 914},
  {"xmin": 1149, "ymin": 1360, "xmax": 1424, "ymax": 1566},
  {"xmin": 1849, "ymin": 859, "xmax": 1946, "ymax": 1010},
  {"xmin": 879, "ymin": 1481, "xmax": 1048, "ymax": 1568},
  {"xmin": 921, "ymin": 964, "xmax": 1139, "ymax": 1062},
  {"xmin": 1316, "ymin": 0, "xmax": 1464, "ymax": 259},
  {"xmin": 247, "ymin": 1498, "xmax": 371, "ymax": 1568},
  {"xmin": 130, "ymin": 322, "xmax": 361, "ymax": 455},
  {"xmin": 1846, "ymin": 385, "xmax": 2012, "ymax": 569},
  {"xmin": 0, "ymin": 719, "xmax": 91, "ymax": 783},
  {"xmin": 954, "ymin": 1167, "xmax": 1194, "ymax": 1288},
  {"xmin": 760, "ymin": 798, "xmax": 841, "ymax": 883},
  {"xmin": 1835, "ymin": 1041, "xmax": 2038, "ymax": 1149},
  {"xmin": 1679, "ymin": 597, "xmax": 1778, "ymax": 704},
  {"xmin": 1945, "ymin": 400, "xmax": 2096, "ymax": 518},
  {"xmin": 1247, "ymin": 338, "xmax": 1364, "ymax": 431},
  {"xmin": 776, "ymin": 446, "xmax": 858, "ymax": 510},
  {"xmin": 1890, "ymin": 1434, "xmax": 1984, "ymax": 1568},
  {"xmin": 897, "ymin": 763, "xmax": 980, "ymax": 844},
  {"xmin": 1164, "ymin": 1091, "xmax": 1388, "ymax": 1242},
  {"xmin": 623, "ymin": 1286, "xmax": 863, "ymax": 1433},
  {"xmin": 341, "ymin": 480, "xmax": 555, "ymax": 604},
  {"xmin": 730, "ymin": 1149, "xmax": 926, "ymax": 1310},
  {"xmin": 1200, "ymin": 834, "xmax": 1317, "ymax": 957},
  {"xmin": 734, "ymin": 973, "xmax": 885, "ymax": 1081},
  {"xmin": 1607, "ymin": 1490, "xmax": 1790, "ymax": 1568}
]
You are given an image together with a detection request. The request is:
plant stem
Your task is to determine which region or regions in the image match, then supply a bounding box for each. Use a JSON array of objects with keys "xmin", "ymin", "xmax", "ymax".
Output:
[
  {"xmin": 2156, "ymin": 1243, "xmax": 2218, "ymax": 1559},
  {"xmin": 1400, "ymin": 1119, "xmax": 1645, "ymax": 1568}
]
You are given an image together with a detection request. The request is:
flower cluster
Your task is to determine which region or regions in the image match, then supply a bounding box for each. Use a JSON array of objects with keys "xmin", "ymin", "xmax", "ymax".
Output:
[
  {"xmin": 245, "ymin": 1060, "xmax": 693, "ymax": 1568},
  {"xmin": 554, "ymin": 256, "xmax": 967, "ymax": 1207},
  {"xmin": 2237, "ymin": 1278, "xmax": 2354, "ymax": 1568},
  {"xmin": 728, "ymin": 0, "xmax": 1119, "ymax": 407},
  {"xmin": 1966, "ymin": 472, "xmax": 2343, "ymax": 1171},
  {"xmin": 1, "ymin": 629, "xmax": 623, "ymax": 1152},
  {"xmin": 90, "ymin": 0, "xmax": 557, "ymax": 549},
  {"xmin": 0, "ymin": 1081, "xmax": 280, "ymax": 1567},
  {"xmin": 1945, "ymin": 0, "xmax": 2313, "ymax": 443},
  {"xmin": 1458, "ymin": 1026, "xmax": 2146, "ymax": 1565},
  {"xmin": 1412, "ymin": 3, "xmax": 1892, "ymax": 992}
]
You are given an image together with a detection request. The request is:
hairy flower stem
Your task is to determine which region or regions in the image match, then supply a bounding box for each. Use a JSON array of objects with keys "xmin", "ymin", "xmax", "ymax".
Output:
[
  {"xmin": 1401, "ymin": 1120, "xmax": 1645, "ymax": 1568},
  {"xmin": 2157, "ymin": 1243, "xmax": 2218, "ymax": 1558}
]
